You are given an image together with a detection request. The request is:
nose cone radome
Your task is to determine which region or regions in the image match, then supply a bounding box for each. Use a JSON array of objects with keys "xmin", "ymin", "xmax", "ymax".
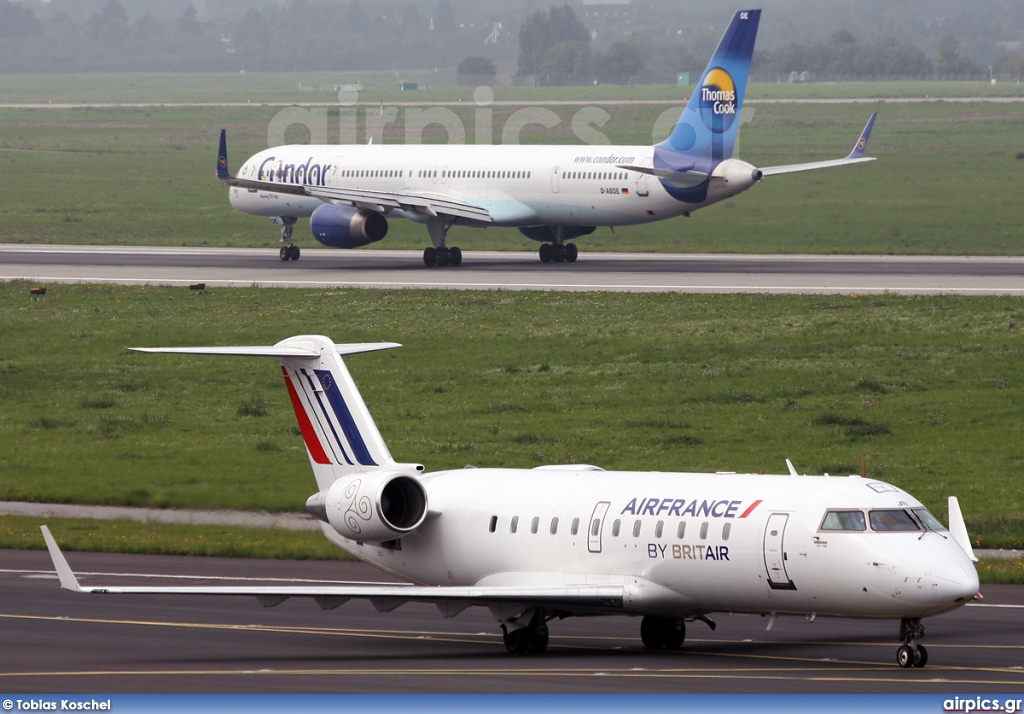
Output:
[{"xmin": 900, "ymin": 541, "xmax": 980, "ymax": 612}]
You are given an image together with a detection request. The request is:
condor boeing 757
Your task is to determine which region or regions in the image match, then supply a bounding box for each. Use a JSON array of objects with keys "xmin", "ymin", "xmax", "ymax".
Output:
[
  {"xmin": 43, "ymin": 335, "xmax": 978, "ymax": 666},
  {"xmin": 217, "ymin": 9, "xmax": 877, "ymax": 266}
]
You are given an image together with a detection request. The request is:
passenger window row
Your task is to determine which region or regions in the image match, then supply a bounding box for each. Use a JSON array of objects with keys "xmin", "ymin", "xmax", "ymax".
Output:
[{"xmin": 488, "ymin": 515, "xmax": 731, "ymax": 541}]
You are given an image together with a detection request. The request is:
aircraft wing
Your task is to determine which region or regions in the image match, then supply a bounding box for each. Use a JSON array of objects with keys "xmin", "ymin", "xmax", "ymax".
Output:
[
  {"xmin": 307, "ymin": 186, "xmax": 493, "ymax": 223},
  {"xmin": 759, "ymin": 112, "xmax": 878, "ymax": 177},
  {"xmin": 41, "ymin": 527, "xmax": 622, "ymax": 614},
  {"xmin": 216, "ymin": 130, "xmax": 492, "ymax": 223}
]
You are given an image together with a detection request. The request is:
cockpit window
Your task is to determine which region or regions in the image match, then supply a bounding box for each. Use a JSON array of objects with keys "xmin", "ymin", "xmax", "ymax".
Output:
[
  {"xmin": 820, "ymin": 510, "xmax": 866, "ymax": 531},
  {"xmin": 869, "ymin": 509, "xmax": 920, "ymax": 532},
  {"xmin": 912, "ymin": 507, "xmax": 946, "ymax": 531}
]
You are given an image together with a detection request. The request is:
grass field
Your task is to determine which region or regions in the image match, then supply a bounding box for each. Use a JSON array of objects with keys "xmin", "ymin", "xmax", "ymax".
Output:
[
  {"xmin": 1, "ymin": 283, "xmax": 1021, "ymax": 554},
  {"xmin": 2, "ymin": 72, "xmax": 1023, "ymax": 104},
  {"xmin": 1, "ymin": 92, "xmax": 1023, "ymax": 255}
]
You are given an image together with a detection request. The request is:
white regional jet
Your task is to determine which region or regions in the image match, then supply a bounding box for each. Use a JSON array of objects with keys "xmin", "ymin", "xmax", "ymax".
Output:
[
  {"xmin": 43, "ymin": 335, "xmax": 980, "ymax": 667},
  {"xmin": 217, "ymin": 9, "xmax": 877, "ymax": 266}
]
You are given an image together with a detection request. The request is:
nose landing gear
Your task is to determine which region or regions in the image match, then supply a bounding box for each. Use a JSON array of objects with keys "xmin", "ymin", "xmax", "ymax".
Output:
[{"xmin": 897, "ymin": 618, "xmax": 928, "ymax": 668}]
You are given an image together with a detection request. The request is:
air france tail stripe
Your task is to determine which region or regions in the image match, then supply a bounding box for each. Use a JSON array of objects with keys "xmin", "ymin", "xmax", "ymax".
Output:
[
  {"xmin": 316, "ymin": 369, "xmax": 379, "ymax": 467},
  {"xmin": 302, "ymin": 371, "xmax": 355, "ymax": 466},
  {"xmin": 281, "ymin": 367, "xmax": 332, "ymax": 465}
]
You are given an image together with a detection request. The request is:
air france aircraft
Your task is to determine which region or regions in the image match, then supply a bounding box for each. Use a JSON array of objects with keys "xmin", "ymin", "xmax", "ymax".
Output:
[
  {"xmin": 217, "ymin": 9, "xmax": 877, "ymax": 266},
  {"xmin": 43, "ymin": 335, "xmax": 979, "ymax": 667}
]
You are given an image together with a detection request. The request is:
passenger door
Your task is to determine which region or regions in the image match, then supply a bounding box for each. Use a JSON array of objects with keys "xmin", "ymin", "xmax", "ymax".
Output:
[{"xmin": 763, "ymin": 512, "xmax": 797, "ymax": 590}]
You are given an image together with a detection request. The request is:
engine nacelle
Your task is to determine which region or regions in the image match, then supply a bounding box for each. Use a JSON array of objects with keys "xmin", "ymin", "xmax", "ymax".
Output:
[
  {"xmin": 707, "ymin": 159, "xmax": 762, "ymax": 201},
  {"xmin": 305, "ymin": 472, "xmax": 427, "ymax": 542},
  {"xmin": 518, "ymin": 225, "xmax": 596, "ymax": 243},
  {"xmin": 310, "ymin": 204, "xmax": 388, "ymax": 249}
]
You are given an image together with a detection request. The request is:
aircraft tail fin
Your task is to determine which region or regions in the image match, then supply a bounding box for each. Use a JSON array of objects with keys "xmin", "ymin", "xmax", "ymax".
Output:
[
  {"xmin": 217, "ymin": 129, "xmax": 232, "ymax": 182},
  {"xmin": 658, "ymin": 9, "xmax": 760, "ymax": 160},
  {"xmin": 132, "ymin": 336, "xmax": 422, "ymax": 490}
]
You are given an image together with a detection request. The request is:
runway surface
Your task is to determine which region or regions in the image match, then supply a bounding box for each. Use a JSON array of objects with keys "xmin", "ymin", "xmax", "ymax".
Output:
[
  {"xmin": 2, "ymin": 549, "xmax": 1022, "ymax": 694},
  {"xmin": 3, "ymin": 244, "xmax": 1024, "ymax": 294}
]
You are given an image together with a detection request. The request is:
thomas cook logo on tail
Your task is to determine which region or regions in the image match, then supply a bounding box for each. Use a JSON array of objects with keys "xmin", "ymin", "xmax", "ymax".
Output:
[{"xmin": 698, "ymin": 67, "xmax": 737, "ymax": 133}]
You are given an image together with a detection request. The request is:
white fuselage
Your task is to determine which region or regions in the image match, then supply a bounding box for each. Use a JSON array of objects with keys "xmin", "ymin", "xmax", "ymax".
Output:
[
  {"xmin": 325, "ymin": 468, "xmax": 978, "ymax": 621},
  {"xmin": 228, "ymin": 144, "xmax": 756, "ymax": 228}
]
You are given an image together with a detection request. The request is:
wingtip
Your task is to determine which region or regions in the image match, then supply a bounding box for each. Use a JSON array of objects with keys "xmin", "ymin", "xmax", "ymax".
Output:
[
  {"xmin": 40, "ymin": 526, "xmax": 84, "ymax": 592},
  {"xmin": 847, "ymin": 112, "xmax": 878, "ymax": 160}
]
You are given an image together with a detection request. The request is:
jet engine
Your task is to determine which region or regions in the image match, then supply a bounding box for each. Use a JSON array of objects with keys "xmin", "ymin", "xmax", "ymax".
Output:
[
  {"xmin": 707, "ymin": 159, "xmax": 762, "ymax": 201},
  {"xmin": 309, "ymin": 204, "xmax": 389, "ymax": 248},
  {"xmin": 305, "ymin": 472, "xmax": 428, "ymax": 542}
]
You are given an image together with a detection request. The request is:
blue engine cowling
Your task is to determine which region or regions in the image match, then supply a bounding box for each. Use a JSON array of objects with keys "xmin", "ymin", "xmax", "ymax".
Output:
[
  {"xmin": 310, "ymin": 204, "xmax": 389, "ymax": 248},
  {"xmin": 518, "ymin": 225, "xmax": 596, "ymax": 243}
]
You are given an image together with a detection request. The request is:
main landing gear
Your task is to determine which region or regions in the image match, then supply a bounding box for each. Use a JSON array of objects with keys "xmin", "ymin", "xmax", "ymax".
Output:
[
  {"xmin": 539, "ymin": 242, "xmax": 578, "ymax": 263},
  {"xmin": 501, "ymin": 610, "xmax": 549, "ymax": 654},
  {"xmin": 423, "ymin": 216, "xmax": 462, "ymax": 267},
  {"xmin": 278, "ymin": 217, "xmax": 299, "ymax": 261},
  {"xmin": 896, "ymin": 617, "xmax": 928, "ymax": 668},
  {"xmin": 640, "ymin": 616, "xmax": 686, "ymax": 650}
]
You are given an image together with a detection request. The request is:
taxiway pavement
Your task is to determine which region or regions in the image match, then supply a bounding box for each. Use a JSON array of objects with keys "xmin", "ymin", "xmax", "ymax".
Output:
[
  {"xmin": 2, "ymin": 549, "xmax": 1022, "ymax": 694},
  {"xmin": 3, "ymin": 244, "xmax": 1024, "ymax": 294}
]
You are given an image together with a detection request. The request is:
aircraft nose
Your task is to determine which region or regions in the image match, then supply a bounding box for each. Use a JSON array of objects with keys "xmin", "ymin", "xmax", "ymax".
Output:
[
  {"xmin": 898, "ymin": 540, "xmax": 979, "ymax": 609},
  {"xmin": 927, "ymin": 558, "xmax": 980, "ymax": 604}
]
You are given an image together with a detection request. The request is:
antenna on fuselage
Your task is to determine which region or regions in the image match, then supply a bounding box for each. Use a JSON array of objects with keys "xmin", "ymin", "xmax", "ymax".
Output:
[{"xmin": 785, "ymin": 459, "xmax": 798, "ymax": 476}]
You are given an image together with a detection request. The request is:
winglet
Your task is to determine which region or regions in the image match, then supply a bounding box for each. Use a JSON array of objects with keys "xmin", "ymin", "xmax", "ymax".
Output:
[
  {"xmin": 40, "ymin": 526, "xmax": 86, "ymax": 592},
  {"xmin": 947, "ymin": 497, "xmax": 978, "ymax": 563},
  {"xmin": 217, "ymin": 129, "xmax": 232, "ymax": 182},
  {"xmin": 846, "ymin": 112, "xmax": 878, "ymax": 160}
]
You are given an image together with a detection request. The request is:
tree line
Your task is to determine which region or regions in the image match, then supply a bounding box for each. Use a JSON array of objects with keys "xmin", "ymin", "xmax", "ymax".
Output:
[{"xmin": 1, "ymin": 0, "xmax": 1022, "ymax": 82}]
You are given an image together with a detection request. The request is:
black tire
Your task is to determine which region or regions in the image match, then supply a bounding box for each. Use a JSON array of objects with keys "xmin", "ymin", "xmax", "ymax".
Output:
[
  {"xmin": 641, "ymin": 616, "xmax": 681, "ymax": 650},
  {"xmin": 436, "ymin": 246, "xmax": 451, "ymax": 267},
  {"xmin": 539, "ymin": 243, "xmax": 553, "ymax": 263},
  {"xmin": 896, "ymin": 644, "xmax": 914, "ymax": 668},
  {"xmin": 423, "ymin": 247, "xmax": 436, "ymax": 267},
  {"xmin": 502, "ymin": 626, "xmax": 531, "ymax": 654},
  {"xmin": 289, "ymin": 245, "xmax": 301, "ymax": 260},
  {"xmin": 279, "ymin": 247, "xmax": 290, "ymax": 261},
  {"xmin": 552, "ymin": 243, "xmax": 566, "ymax": 263},
  {"xmin": 565, "ymin": 243, "xmax": 578, "ymax": 263},
  {"xmin": 528, "ymin": 624, "xmax": 549, "ymax": 653},
  {"xmin": 450, "ymin": 246, "xmax": 462, "ymax": 267},
  {"xmin": 912, "ymin": 644, "xmax": 928, "ymax": 668}
]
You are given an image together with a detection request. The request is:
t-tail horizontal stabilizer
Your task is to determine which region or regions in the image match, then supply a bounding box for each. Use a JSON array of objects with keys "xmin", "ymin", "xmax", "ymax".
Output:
[
  {"xmin": 131, "ymin": 336, "xmax": 421, "ymax": 490},
  {"xmin": 759, "ymin": 112, "xmax": 878, "ymax": 177}
]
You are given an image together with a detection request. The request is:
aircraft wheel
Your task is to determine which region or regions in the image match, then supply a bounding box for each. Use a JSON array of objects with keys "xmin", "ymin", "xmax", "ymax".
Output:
[
  {"xmin": 641, "ymin": 616, "xmax": 684, "ymax": 650},
  {"xmin": 552, "ymin": 243, "xmax": 566, "ymax": 263},
  {"xmin": 436, "ymin": 246, "xmax": 451, "ymax": 267},
  {"xmin": 539, "ymin": 243, "xmax": 553, "ymax": 263},
  {"xmin": 912, "ymin": 644, "xmax": 928, "ymax": 668},
  {"xmin": 565, "ymin": 243, "xmax": 578, "ymax": 263},
  {"xmin": 280, "ymin": 247, "xmax": 291, "ymax": 261},
  {"xmin": 289, "ymin": 245, "xmax": 300, "ymax": 260},
  {"xmin": 449, "ymin": 246, "xmax": 462, "ymax": 267},
  {"xmin": 502, "ymin": 626, "xmax": 532, "ymax": 654},
  {"xmin": 529, "ymin": 624, "xmax": 549, "ymax": 653},
  {"xmin": 896, "ymin": 644, "xmax": 914, "ymax": 668},
  {"xmin": 423, "ymin": 247, "xmax": 436, "ymax": 267}
]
